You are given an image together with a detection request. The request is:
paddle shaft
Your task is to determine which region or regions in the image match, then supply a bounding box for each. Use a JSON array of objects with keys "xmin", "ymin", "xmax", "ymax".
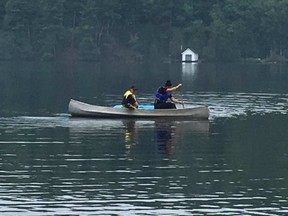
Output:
[
  {"xmin": 181, "ymin": 88, "xmax": 184, "ymax": 108},
  {"xmin": 176, "ymin": 84, "xmax": 184, "ymax": 108}
]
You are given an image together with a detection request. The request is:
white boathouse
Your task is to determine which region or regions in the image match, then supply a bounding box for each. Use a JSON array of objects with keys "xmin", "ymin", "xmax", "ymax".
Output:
[{"xmin": 181, "ymin": 48, "xmax": 199, "ymax": 62}]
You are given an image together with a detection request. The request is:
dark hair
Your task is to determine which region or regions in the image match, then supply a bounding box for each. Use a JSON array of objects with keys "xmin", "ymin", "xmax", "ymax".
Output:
[
  {"xmin": 165, "ymin": 80, "xmax": 172, "ymax": 87},
  {"xmin": 131, "ymin": 86, "xmax": 138, "ymax": 90}
]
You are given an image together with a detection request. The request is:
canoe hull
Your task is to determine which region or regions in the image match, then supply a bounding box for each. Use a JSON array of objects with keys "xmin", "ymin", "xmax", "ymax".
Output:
[{"xmin": 68, "ymin": 99, "xmax": 209, "ymax": 119}]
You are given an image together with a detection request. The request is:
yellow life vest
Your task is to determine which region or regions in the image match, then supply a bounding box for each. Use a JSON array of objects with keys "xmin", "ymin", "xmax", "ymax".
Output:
[{"xmin": 123, "ymin": 90, "xmax": 136, "ymax": 100}]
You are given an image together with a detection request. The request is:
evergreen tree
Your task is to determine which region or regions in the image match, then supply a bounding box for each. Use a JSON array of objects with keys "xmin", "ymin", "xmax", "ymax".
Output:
[{"xmin": 3, "ymin": 0, "xmax": 40, "ymax": 59}]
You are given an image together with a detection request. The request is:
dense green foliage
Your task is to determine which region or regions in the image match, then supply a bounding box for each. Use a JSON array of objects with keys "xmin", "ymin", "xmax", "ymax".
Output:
[{"xmin": 0, "ymin": 0, "xmax": 288, "ymax": 62}]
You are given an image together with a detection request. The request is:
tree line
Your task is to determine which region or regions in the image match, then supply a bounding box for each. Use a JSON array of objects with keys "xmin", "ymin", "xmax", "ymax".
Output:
[{"xmin": 0, "ymin": 0, "xmax": 287, "ymax": 62}]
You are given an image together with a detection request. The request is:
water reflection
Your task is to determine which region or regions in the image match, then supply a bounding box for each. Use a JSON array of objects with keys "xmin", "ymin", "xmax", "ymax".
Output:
[
  {"xmin": 68, "ymin": 118, "xmax": 210, "ymax": 157},
  {"xmin": 182, "ymin": 62, "xmax": 199, "ymax": 75},
  {"xmin": 155, "ymin": 120, "xmax": 211, "ymax": 157},
  {"xmin": 181, "ymin": 62, "xmax": 199, "ymax": 83},
  {"xmin": 154, "ymin": 120, "xmax": 175, "ymax": 157},
  {"xmin": 122, "ymin": 120, "xmax": 137, "ymax": 153}
]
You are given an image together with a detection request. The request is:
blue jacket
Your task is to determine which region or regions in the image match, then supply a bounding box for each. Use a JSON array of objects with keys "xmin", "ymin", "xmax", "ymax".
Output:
[{"xmin": 155, "ymin": 86, "xmax": 172, "ymax": 103}]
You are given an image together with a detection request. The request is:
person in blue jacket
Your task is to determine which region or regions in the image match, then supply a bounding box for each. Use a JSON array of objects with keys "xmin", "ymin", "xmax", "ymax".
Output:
[{"xmin": 154, "ymin": 80, "xmax": 183, "ymax": 109}]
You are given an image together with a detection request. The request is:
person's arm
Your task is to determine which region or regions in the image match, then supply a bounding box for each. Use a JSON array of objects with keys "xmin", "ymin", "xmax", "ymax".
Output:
[
  {"xmin": 127, "ymin": 95, "xmax": 138, "ymax": 109},
  {"xmin": 170, "ymin": 96, "xmax": 184, "ymax": 104},
  {"xmin": 166, "ymin": 84, "xmax": 182, "ymax": 92},
  {"xmin": 134, "ymin": 100, "xmax": 139, "ymax": 108},
  {"xmin": 132, "ymin": 95, "xmax": 139, "ymax": 108}
]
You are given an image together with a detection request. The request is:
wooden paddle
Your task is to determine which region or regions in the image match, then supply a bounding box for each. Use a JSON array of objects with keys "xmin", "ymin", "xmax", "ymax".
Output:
[
  {"xmin": 177, "ymin": 84, "xmax": 184, "ymax": 108},
  {"xmin": 181, "ymin": 88, "xmax": 184, "ymax": 108}
]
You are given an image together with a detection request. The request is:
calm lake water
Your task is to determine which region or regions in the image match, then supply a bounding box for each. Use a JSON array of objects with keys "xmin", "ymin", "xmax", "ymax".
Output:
[{"xmin": 1, "ymin": 61, "xmax": 288, "ymax": 215}]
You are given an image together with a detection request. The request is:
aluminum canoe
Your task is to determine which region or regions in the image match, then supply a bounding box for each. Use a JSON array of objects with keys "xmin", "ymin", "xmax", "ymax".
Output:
[{"xmin": 68, "ymin": 99, "xmax": 209, "ymax": 119}]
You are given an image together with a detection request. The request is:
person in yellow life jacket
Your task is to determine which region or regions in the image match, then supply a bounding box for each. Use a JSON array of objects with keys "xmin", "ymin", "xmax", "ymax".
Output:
[{"xmin": 122, "ymin": 86, "xmax": 139, "ymax": 109}]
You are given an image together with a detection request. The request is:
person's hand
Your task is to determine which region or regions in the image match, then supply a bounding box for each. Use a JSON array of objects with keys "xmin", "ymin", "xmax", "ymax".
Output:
[{"xmin": 177, "ymin": 84, "xmax": 182, "ymax": 88}]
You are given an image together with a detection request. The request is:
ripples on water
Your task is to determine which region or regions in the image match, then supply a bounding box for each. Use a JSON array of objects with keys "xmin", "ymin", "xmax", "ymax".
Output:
[
  {"xmin": 0, "ymin": 92, "xmax": 288, "ymax": 215},
  {"xmin": 126, "ymin": 91, "xmax": 288, "ymax": 119}
]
